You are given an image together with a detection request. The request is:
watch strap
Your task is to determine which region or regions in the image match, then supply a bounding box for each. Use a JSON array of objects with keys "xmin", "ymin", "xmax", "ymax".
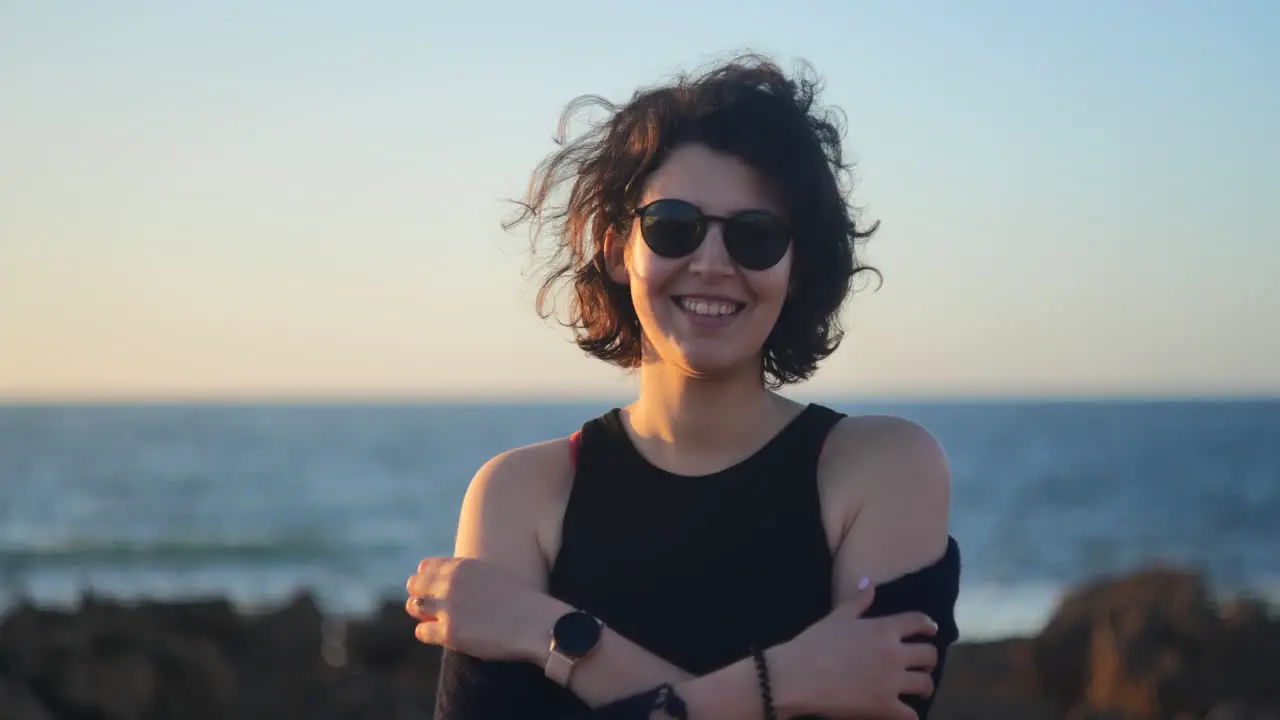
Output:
[
  {"xmin": 544, "ymin": 645, "xmax": 576, "ymax": 686},
  {"xmin": 543, "ymin": 611, "xmax": 604, "ymax": 688}
]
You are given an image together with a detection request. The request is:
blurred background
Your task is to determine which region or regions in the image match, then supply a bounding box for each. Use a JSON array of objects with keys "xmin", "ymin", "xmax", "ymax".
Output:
[{"xmin": 2, "ymin": 1, "xmax": 1278, "ymax": 716}]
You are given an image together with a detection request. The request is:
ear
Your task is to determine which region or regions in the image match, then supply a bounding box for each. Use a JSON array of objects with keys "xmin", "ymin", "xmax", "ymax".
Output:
[{"xmin": 602, "ymin": 227, "xmax": 630, "ymax": 285}]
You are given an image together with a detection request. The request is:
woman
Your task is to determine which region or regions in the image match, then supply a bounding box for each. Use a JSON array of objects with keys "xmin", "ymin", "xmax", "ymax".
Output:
[{"xmin": 405, "ymin": 55, "xmax": 961, "ymax": 719}]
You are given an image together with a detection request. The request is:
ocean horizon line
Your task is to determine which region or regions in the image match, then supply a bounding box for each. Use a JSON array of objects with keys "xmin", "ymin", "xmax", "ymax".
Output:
[{"xmin": 2, "ymin": 391, "xmax": 1278, "ymax": 408}]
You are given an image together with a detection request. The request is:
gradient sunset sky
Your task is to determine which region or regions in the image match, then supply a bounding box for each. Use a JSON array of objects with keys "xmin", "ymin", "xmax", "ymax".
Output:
[{"xmin": 3, "ymin": 1, "xmax": 1277, "ymax": 400}]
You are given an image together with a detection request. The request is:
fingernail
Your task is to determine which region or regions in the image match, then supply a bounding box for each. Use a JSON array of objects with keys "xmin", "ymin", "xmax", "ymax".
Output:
[
  {"xmin": 858, "ymin": 576, "xmax": 870, "ymax": 590},
  {"xmin": 414, "ymin": 624, "xmax": 426, "ymax": 642}
]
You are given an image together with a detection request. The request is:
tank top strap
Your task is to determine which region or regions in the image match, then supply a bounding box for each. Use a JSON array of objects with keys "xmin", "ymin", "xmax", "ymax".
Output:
[
  {"xmin": 770, "ymin": 403, "xmax": 847, "ymax": 474},
  {"xmin": 568, "ymin": 409, "xmax": 618, "ymax": 473},
  {"xmin": 743, "ymin": 403, "xmax": 847, "ymax": 538},
  {"xmin": 558, "ymin": 410, "xmax": 623, "ymax": 510}
]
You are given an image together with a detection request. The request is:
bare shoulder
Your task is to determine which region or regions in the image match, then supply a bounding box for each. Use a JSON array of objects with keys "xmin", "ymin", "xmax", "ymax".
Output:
[
  {"xmin": 454, "ymin": 436, "xmax": 576, "ymax": 587},
  {"xmin": 820, "ymin": 414, "xmax": 951, "ymax": 500},
  {"xmin": 818, "ymin": 414, "xmax": 952, "ymax": 597},
  {"xmin": 463, "ymin": 436, "xmax": 575, "ymax": 516}
]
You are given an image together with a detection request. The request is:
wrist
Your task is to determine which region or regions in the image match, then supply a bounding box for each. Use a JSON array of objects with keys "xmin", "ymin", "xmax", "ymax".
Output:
[
  {"xmin": 678, "ymin": 645, "xmax": 806, "ymax": 720},
  {"xmin": 517, "ymin": 592, "xmax": 573, "ymax": 665},
  {"xmin": 763, "ymin": 641, "xmax": 810, "ymax": 720}
]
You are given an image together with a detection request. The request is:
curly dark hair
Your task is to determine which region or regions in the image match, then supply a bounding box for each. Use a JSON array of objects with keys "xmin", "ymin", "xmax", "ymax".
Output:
[{"xmin": 506, "ymin": 53, "xmax": 881, "ymax": 388}]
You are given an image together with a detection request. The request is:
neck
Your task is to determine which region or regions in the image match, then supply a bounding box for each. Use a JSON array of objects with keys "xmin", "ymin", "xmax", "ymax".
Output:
[{"xmin": 628, "ymin": 360, "xmax": 779, "ymax": 453}]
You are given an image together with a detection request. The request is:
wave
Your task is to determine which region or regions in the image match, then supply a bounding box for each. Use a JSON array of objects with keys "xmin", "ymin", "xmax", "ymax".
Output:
[{"xmin": 0, "ymin": 535, "xmax": 372, "ymax": 568}]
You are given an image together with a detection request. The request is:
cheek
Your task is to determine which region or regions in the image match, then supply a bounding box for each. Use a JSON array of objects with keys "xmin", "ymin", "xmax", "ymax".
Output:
[
  {"xmin": 626, "ymin": 243, "xmax": 676, "ymax": 292},
  {"xmin": 749, "ymin": 258, "xmax": 793, "ymax": 305},
  {"xmin": 625, "ymin": 248, "xmax": 670, "ymax": 322}
]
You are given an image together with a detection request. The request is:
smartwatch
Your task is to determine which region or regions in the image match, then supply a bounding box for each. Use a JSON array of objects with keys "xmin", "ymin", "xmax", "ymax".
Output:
[{"xmin": 544, "ymin": 609, "xmax": 604, "ymax": 687}]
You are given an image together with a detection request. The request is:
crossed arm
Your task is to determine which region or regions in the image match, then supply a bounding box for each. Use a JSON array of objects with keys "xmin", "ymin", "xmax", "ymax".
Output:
[
  {"xmin": 431, "ymin": 552, "xmax": 959, "ymax": 720},
  {"xmin": 425, "ymin": 420, "xmax": 958, "ymax": 719}
]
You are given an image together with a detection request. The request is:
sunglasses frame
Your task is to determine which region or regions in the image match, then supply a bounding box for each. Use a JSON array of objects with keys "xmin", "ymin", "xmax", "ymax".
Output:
[{"xmin": 631, "ymin": 199, "xmax": 792, "ymax": 271}]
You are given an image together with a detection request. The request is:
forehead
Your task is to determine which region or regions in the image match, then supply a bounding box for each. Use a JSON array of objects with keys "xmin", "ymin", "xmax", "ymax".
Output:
[{"xmin": 640, "ymin": 143, "xmax": 785, "ymax": 216}]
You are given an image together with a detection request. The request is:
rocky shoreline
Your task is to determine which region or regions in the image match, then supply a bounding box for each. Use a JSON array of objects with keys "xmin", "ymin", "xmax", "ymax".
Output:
[{"xmin": 1, "ymin": 567, "xmax": 1277, "ymax": 719}]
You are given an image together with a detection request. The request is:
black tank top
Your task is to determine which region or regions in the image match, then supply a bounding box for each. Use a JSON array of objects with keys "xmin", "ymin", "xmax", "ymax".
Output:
[
  {"xmin": 547, "ymin": 403, "xmax": 844, "ymax": 676},
  {"xmin": 433, "ymin": 403, "xmax": 961, "ymax": 719}
]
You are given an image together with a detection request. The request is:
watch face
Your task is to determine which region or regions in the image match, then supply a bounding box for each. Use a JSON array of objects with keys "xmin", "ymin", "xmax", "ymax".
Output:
[{"xmin": 553, "ymin": 611, "xmax": 602, "ymax": 658}]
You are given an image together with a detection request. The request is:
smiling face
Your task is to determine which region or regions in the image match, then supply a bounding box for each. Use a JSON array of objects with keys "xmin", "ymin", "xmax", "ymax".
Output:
[{"xmin": 605, "ymin": 143, "xmax": 793, "ymax": 382}]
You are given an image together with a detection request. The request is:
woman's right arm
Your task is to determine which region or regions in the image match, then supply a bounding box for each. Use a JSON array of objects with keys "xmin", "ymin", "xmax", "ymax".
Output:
[
  {"xmin": 427, "ymin": 594, "xmax": 813, "ymax": 720},
  {"xmin": 433, "ymin": 647, "xmax": 781, "ymax": 720},
  {"xmin": 425, "ymin": 442, "xmax": 805, "ymax": 718},
  {"xmin": 427, "ymin": 442, "xmax": 777, "ymax": 718},
  {"xmin": 430, "ymin": 443, "xmax": 695, "ymax": 712}
]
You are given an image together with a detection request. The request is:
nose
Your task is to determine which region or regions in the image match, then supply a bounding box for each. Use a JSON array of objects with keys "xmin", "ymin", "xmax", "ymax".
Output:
[{"xmin": 687, "ymin": 221, "xmax": 735, "ymax": 277}]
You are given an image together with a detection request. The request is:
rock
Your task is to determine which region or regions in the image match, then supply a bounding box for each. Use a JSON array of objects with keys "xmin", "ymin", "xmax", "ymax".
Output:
[
  {"xmin": 1206, "ymin": 700, "xmax": 1280, "ymax": 719},
  {"xmin": 0, "ymin": 602, "xmax": 71, "ymax": 681},
  {"xmin": 0, "ymin": 599, "xmax": 242, "ymax": 720},
  {"xmin": 227, "ymin": 591, "xmax": 326, "ymax": 719},
  {"xmin": 930, "ymin": 693, "xmax": 1064, "ymax": 720},
  {"xmin": 1064, "ymin": 708, "xmax": 1128, "ymax": 720},
  {"xmin": 936, "ymin": 639, "xmax": 1040, "ymax": 696},
  {"xmin": 152, "ymin": 634, "xmax": 238, "ymax": 720},
  {"xmin": 1082, "ymin": 596, "xmax": 1224, "ymax": 717},
  {"xmin": 303, "ymin": 668, "xmax": 436, "ymax": 720},
  {"xmin": 0, "ymin": 670, "xmax": 55, "ymax": 720},
  {"xmin": 932, "ymin": 567, "xmax": 1280, "ymax": 719},
  {"xmin": 1218, "ymin": 596, "xmax": 1280, "ymax": 705},
  {"xmin": 55, "ymin": 631, "xmax": 160, "ymax": 719},
  {"xmin": 344, "ymin": 600, "xmax": 424, "ymax": 672},
  {"xmin": 1, "ymin": 564, "xmax": 1277, "ymax": 719},
  {"xmin": 342, "ymin": 600, "xmax": 443, "ymax": 708},
  {"xmin": 1029, "ymin": 567, "xmax": 1225, "ymax": 718}
]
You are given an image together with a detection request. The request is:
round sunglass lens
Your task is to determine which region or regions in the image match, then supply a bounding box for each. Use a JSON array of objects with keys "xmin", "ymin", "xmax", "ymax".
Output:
[
  {"xmin": 640, "ymin": 201, "xmax": 703, "ymax": 257},
  {"xmin": 726, "ymin": 213, "xmax": 790, "ymax": 270}
]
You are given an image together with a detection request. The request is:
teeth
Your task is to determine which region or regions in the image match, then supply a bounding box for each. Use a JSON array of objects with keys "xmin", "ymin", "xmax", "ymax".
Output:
[{"xmin": 679, "ymin": 298, "xmax": 740, "ymax": 317}]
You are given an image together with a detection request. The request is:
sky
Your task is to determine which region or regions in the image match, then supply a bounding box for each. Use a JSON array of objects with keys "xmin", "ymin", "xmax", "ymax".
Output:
[{"xmin": 2, "ymin": 1, "xmax": 1277, "ymax": 401}]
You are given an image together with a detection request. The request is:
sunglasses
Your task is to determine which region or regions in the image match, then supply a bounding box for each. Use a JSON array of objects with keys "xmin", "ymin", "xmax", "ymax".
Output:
[{"xmin": 632, "ymin": 199, "xmax": 791, "ymax": 271}]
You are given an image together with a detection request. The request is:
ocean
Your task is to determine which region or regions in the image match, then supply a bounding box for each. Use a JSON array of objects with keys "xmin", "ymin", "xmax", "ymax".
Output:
[{"xmin": 1, "ymin": 399, "xmax": 1276, "ymax": 641}]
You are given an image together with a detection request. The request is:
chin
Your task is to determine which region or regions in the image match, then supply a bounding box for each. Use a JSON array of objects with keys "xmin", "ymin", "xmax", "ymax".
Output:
[{"xmin": 669, "ymin": 346, "xmax": 760, "ymax": 382}]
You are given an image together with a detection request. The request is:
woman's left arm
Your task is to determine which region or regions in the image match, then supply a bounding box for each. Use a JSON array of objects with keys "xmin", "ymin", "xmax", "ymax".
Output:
[{"xmin": 821, "ymin": 415, "xmax": 961, "ymax": 719}]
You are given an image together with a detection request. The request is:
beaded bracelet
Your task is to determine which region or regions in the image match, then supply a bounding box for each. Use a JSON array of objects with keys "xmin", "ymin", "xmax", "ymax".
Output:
[
  {"xmin": 749, "ymin": 646, "xmax": 779, "ymax": 720},
  {"xmin": 651, "ymin": 683, "xmax": 689, "ymax": 719}
]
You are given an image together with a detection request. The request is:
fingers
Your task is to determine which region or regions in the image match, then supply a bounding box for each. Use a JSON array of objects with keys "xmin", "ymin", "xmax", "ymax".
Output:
[
  {"xmin": 405, "ymin": 573, "xmax": 432, "ymax": 596},
  {"xmin": 417, "ymin": 556, "xmax": 449, "ymax": 575},
  {"xmin": 898, "ymin": 669, "xmax": 935, "ymax": 698},
  {"xmin": 404, "ymin": 594, "xmax": 439, "ymax": 620},
  {"xmin": 406, "ymin": 593, "xmax": 444, "ymax": 646},
  {"xmin": 406, "ymin": 557, "xmax": 459, "ymax": 647},
  {"xmin": 902, "ymin": 642, "xmax": 938, "ymax": 671},
  {"xmin": 406, "ymin": 557, "xmax": 455, "ymax": 596},
  {"xmin": 414, "ymin": 619, "xmax": 446, "ymax": 645},
  {"xmin": 892, "ymin": 611, "xmax": 939, "ymax": 639},
  {"xmin": 406, "ymin": 557, "xmax": 455, "ymax": 622},
  {"xmin": 843, "ymin": 576, "xmax": 877, "ymax": 615},
  {"xmin": 888, "ymin": 702, "xmax": 923, "ymax": 720}
]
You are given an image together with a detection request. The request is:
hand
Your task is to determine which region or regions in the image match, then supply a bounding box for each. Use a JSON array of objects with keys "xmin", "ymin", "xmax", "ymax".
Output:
[
  {"xmin": 404, "ymin": 556, "xmax": 564, "ymax": 663},
  {"xmin": 770, "ymin": 579, "xmax": 938, "ymax": 720}
]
